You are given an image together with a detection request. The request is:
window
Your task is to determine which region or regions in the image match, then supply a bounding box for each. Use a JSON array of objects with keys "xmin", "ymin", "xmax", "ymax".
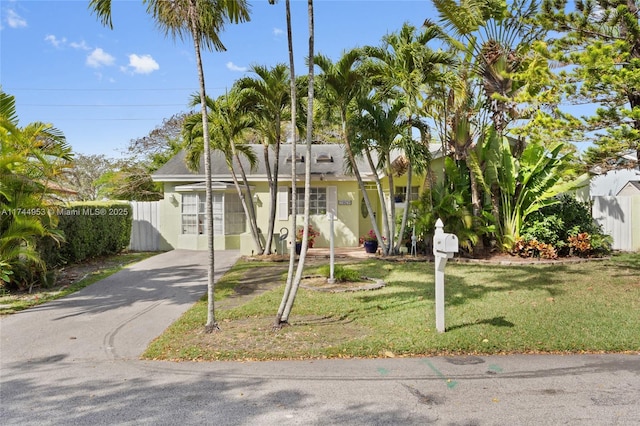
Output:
[
  {"xmin": 278, "ymin": 186, "xmax": 336, "ymax": 219},
  {"xmin": 224, "ymin": 193, "xmax": 246, "ymax": 234},
  {"xmin": 394, "ymin": 186, "xmax": 419, "ymax": 203},
  {"xmin": 295, "ymin": 187, "xmax": 327, "ymax": 215},
  {"xmin": 316, "ymin": 152, "xmax": 333, "ymax": 163},
  {"xmin": 181, "ymin": 193, "xmax": 204, "ymax": 234},
  {"xmin": 181, "ymin": 193, "xmax": 227, "ymax": 235},
  {"xmin": 286, "ymin": 153, "xmax": 304, "ymax": 163}
]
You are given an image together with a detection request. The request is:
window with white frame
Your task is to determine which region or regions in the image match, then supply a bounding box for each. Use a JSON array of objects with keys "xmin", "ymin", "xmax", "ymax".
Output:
[
  {"xmin": 278, "ymin": 186, "xmax": 336, "ymax": 219},
  {"xmin": 294, "ymin": 187, "xmax": 327, "ymax": 215},
  {"xmin": 394, "ymin": 186, "xmax": 419, "ymax": 203},
  {"xmin": 181, "ymin": 193, "xmax": 205, "ymax": 234},
  {"xmin": 181, "ymin": 193, "xmax": 226, "ymax": 235}
]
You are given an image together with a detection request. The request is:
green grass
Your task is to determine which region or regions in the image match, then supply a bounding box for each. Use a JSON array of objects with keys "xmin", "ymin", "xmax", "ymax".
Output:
[
  {"xmin": 144, "ymin": 253, "xmax": 640, "ymax": 361},
  {"xmin": 0, "ymin": 252, "xmax": 157, "ymax": 314}
]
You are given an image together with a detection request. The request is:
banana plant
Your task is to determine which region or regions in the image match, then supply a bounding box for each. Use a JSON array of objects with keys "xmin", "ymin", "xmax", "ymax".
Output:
[{"xmin": 469, "ymin": 128, "xmax": 588, "ymax": 251}]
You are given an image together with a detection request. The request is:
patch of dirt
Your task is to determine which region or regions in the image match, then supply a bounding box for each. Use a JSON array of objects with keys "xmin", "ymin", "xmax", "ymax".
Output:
[
  {"xmin": 173, "ymin": 314, "xmax": 370, "ymax": 361},
  {"xmin": 1, "ymin": 254, "xmax": 143, "ymax": 303},
  {"xmin": 299, "ymin": 275, "xmax": 385, "ymax": 293},
  {"xmin": 217, "ymin": 266, "xmax": 285, "ymax": 310}
]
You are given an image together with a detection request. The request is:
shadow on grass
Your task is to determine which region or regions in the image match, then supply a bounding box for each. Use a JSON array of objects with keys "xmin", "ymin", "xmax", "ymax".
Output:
[
  {"xmin": 355, "ymin": 263, "xmax": 567, "ymax": 309},
  {"xmin": 446, "ymin": 315, "xmax": 515, "ymax": 331}
]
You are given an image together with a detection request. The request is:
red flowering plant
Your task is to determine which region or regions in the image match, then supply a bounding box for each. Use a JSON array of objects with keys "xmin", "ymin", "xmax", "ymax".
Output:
[
  {"xmin": 359, "ymin": 229, "xmax": 384, "ymax": 245},
  {"xmin": 296, "ymin": 224, "xmax": 319, "ymax": 247}
]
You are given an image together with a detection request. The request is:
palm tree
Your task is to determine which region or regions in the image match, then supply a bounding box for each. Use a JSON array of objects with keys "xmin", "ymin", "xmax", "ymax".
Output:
[
  {"xmin": 90, "ymin": 0, "xmax": 250, "ymax": 332},
  {"xmin": 268, "ymin": 0, "xmax": 301, "ymax": 328},
  {"xmin": 433, "ymin": 0, "xmax": 546, "ymax": 137},
  {"xmin": 434, "ymin": 0, "xmax": 551, "ymax": 248},
  {"xmin": 279, "ymin": 0, "xmax": 316, "ymax": 325},
  {"xmin": 314, "ymin": 49, "xmax": 387, "ymax": 248},
  {"xmin": 350, "ymin": 96, "xmax": 409, "ymax": 254},
  {"xmin": 362, "ymin": 22, "xmax": 453, "ymax": 252},
  {"xmin": 236, "ymin": 64, "xmax": 291, "ymax": 255},
  {"xmin": 183, "ymin": 92, "xmax": 261, "ymax": 252},
  {"xmin": 1, "ymin": 90, "xmax": 71, "ymax": 291}
]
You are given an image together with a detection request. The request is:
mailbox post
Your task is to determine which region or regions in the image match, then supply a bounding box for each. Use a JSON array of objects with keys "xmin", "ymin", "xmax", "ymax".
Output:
[{"xmin": 433, "ymin": 218, "xmax": 458, "ymax": 333}]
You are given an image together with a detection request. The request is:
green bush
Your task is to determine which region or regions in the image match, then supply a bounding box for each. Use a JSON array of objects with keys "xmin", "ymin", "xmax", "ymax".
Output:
[
  {"xmin": 522, "ymin": 195, "xmax": 611, "ymax": 257},
  {"xmin": 521, "ymin": 215, "xmax": 566, "ymax": 249},
  {"xmin": 39, "ymin": 203, "xmax": 132, "ymax": 266}
]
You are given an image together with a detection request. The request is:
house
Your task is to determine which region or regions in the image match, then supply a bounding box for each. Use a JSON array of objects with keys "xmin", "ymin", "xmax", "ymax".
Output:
[
  {"xmin": 590, "ymin": 169, "xmax": 640, "ymax": 197},
  {"xmin": 616, "ymin": 180, "xmax": 640, "ymax": 196},
  {"xmin": 151, "ymin": 143, "xmax": 443, "ymax": 254},
  {"xmin": 590, "ymin": 170, "xmax": 640, "ymax": 251}
]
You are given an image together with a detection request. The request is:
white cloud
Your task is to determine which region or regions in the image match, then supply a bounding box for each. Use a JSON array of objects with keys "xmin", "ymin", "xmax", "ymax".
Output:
[
  {"xmin": 273, "ymin": 27, "xmax": 284, "ymax": 37},
  {"xmin": 6, "ymin": 9, "xmax": 27, "ymax": 28},
  {"xmin": 86, "ymin": 48, "xmax": 115, "ymax": 68},
  {"xmin": 126, "ymin": 54, "xmax": 159, "ymax": 74},
  {"xmin": 44, "ymin": 34, "xmax": 66, "ymax": 48},
  {"xmin": 226, "ymin": 61, "xmax": 247, "ymax": 72},
  {"xmin": 70, "ymin": 40, "xmax": 90, "ymax": 51}
]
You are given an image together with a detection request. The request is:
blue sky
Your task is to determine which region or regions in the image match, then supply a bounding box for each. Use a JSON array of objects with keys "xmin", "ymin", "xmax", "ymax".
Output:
[{"xmin": 2, "ymin": 0, "xmax": 437, "ymax": 158}]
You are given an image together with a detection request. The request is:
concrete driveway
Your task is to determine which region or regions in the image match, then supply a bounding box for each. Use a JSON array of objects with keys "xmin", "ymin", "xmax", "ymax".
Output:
[
  {"xmin": 0, "ymin": 250, "xmax": 241, "ymax": 363},
  {"xmin": 1, "ymin": 249, "xmax": 639, "ymax": 425}
]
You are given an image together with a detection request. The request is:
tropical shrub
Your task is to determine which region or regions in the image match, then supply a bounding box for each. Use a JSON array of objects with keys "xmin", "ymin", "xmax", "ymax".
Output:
[
  {"xmin": 522, "ymin": 195, "xmax": 611, "ymax": 257},
  {"xmin": 521, "ymin": 215, "xmax": 566, "ymax": 251},
  {"xmin": 568, "ymin": 232, "xmax": 612, "ymax": 258},
  {"xmin": 412, "ymin": 157, "xmax": 490, "ymax": 255},
  {"xmin": 469, "ymin": 130, "xmax": 588, "ymax": 252},
  {"xmin": 512, "ymin": 238, "xmax": 558, "ymax": 259},
  {"xmin": 1, "ymin": 89, "xmax": 71, "ymax": 291}
]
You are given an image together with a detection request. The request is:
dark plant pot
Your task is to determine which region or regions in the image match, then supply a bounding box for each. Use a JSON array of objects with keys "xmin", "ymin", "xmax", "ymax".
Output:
[
  {"xmin": 295, "ymin": 242, "xmax": 302, "ymax": 255},
  {"xmin": 363, "ymin": 240, "xmax": 378, "ymax": 254}
]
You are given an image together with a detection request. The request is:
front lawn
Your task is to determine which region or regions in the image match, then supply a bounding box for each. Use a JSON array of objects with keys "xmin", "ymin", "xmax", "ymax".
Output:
[{"xmin": 143, "ymin": 253, "xmax": 640, "ymax": 361}]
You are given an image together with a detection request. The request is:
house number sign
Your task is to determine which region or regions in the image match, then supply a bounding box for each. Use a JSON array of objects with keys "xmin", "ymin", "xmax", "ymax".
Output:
[{"xmin": 338, "ymin": 200, "xmax": 352, "ymax": 205}]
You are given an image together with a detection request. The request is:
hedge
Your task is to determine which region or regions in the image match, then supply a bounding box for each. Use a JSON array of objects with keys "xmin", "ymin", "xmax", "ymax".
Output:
[{"xmin": 39, "ymin": 202, "xmax": 132, "ymax": 267}]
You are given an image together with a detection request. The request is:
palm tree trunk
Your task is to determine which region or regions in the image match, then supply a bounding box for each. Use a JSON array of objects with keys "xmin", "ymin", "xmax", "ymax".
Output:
[
  {"xmin": 385, "ymin": 159, "xmax": 396, "ymax": 254},
  {"xmin": 229, "ymin": 156, "xmax": 261, "ymax": 252},
  {"xmin": 275, "ymin": 0, "xmax": 297, "ymax": 328},
  {"xmin": 281, "ymin": 0, "xmax": 314, "ymax": 323},
  {"xmin": 364, "ymin": 148, "xmax": 391, "ymax": 254},
  {"xmin": 231, "ymin": 144, "xmax": 263, "ymax": 252},
  {"xmin": 189, "ymin": 8, "xmax": 218, "ymax": 333},
  {"xmin": 263, "ymin": 136, "xmax": 280, "ymax": 255},
  {"xmin": 262, "ymin": 142, "xmax": 278, "ymax": 254},
  {"xmin": 397, "ymin": 160, "xmax": 412, "ymax": 251}
]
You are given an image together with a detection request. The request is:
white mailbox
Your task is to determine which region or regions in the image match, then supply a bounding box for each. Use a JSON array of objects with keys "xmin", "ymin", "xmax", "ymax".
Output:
[
  {"xmin": 432, "ymin": 218, "xmax": 458, "ymax": 333},
  {"xmin": 434, "ymin": 233, "xmax": 458, "ymax": 257}
]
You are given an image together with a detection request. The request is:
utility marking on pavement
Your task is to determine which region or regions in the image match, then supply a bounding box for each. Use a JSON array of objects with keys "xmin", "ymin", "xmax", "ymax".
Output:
[
  {"xmin": 422, "ymin": 360, "xmax": 458, "ymax": 389},
  {"xmin": 377, "ymin": 367, "xmax": 390, "ymax": 376},
  {"xmin": 487, "ymin": 364, "xmax": 503, "ymax": 374}
]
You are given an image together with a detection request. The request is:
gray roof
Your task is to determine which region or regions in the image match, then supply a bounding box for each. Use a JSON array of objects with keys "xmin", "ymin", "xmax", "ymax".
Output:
[
  {"xmin": 153, "ymin": 143, "xmax": 443, "ymax": 183},
  {"xmin": 155, "ymin": 144, "xmax": 394, "ymax": 183}
]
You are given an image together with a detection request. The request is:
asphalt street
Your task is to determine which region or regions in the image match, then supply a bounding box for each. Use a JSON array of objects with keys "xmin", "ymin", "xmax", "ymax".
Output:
[{"xmin": 1, "ymin": 250, "xmax": 638, "ymax": 425}]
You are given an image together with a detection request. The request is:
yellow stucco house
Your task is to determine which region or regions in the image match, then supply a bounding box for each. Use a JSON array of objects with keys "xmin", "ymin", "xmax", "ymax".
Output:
[{"xmin": 152, "ymin": 143, "xmax": 443, "ymax": 254}]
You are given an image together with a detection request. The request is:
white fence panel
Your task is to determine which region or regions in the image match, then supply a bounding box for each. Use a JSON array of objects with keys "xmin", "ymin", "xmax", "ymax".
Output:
[
  {"xmin": 129, "ymin": 201, "xmax": 161, "ymax": 251},
  {"xmin": 592, "ymin": 196, "xmax": 633, "ymax": 251}
]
